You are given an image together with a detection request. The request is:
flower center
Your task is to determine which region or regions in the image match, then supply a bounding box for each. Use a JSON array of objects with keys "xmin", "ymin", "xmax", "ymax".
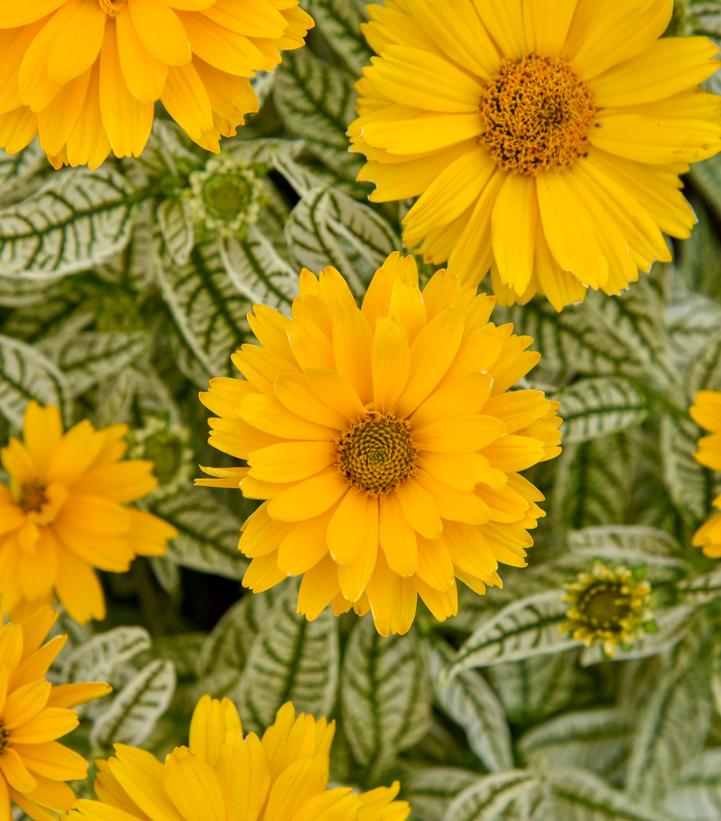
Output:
[
  {"xmin": 98, "ymin": 0, "xmax": 127, "ymax": 16},
  {"xmin": 336, "ymin": 414, "xmax": 416, "ymax": 495},
  {"xmin": 577, "ymin": 582, "xmax": 630, "ymax": 633},
  {"xmin": 0, "ymin": 721, "xmax": 9, "ymax": 755},
  {"xmin": 479, "ymin": 54, "xmax": 596, "ymax": 176},
  {"xmin": 202, "ymin": 175, "xmax": 254, "ymax": 221},
  {"xmin": 18, "ymin": 482, "xmax": 48, "ymax": 514}
]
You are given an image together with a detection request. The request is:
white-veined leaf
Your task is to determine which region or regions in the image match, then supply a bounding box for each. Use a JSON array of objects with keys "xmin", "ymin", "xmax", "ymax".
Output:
[
  {"xmin": 661, "ymin": 415, "xmax": 715, "ymax": 521},
  {"xmin": 450, "ymin": 592, "xmax": 578, "ymax": 676},
  {"xmin": 426, "ymin": 638, "xmax": 512, "ymax": 772},
  {"xmin": 0, "ymin": 166, "xmax": 138, "ymax": 277},
  {"xmin": 154, "ymin": 239, "xmax": 251, "ymax": 375},
  {"xmin": 679, "ymin": 567, "xmax": 721, "ymax": 604},
  {"xmin": 520, "ymin": 709, "xmax": 630, "ymax": 779},
  {"xmin": 0, "ymin": 142, "xmax": 47, "ymax": 206},
  {"xmin": 626, "ymin": 665, "xmax": 711, "ymax": 805},
  {"xmin": 667, "ymin": 292, "xmax": 721, "ymax": 371},
  {"xmin": 568, "ymin": 526, "xmax": 681, "ymax": 560},
  {"xmin": 61, "ymin": 626, "xmax": 152, "ymax": 682},
  {"xmin": 403, "ymin": 767, "xmax": 480, "ymax": 821},
  {"xmin": 547, "ymin": 768, "xmax": 668, "ymax": 820},
  {"xmin": 341, "ymin": 620, "xmax": 431, "ymax": 769},
  {"xmin": 557, "ymin": 378, "xmax": 648, "ymax": 444},
  {"xmin": 219, "ymin": 227, "xmax": 298, "ymax": 309},
  {"xmin": 443, "ymin": 771, "xmax": 542, "ymax": 821},
  {"xmin": 157, "ymin": 198, "xmax": 194, "ymax": 265},
  {"xmin": 664, "ymin": 748, "xmax": 721, "ymax": 821},
  {"xmin": 238, "ymin": 584, "xmax": 339, "ymax": 733},
  {"xmin": 0, "ymin": 333, "xmax": 70, "ymax": 426},
  {"xmin": 91, "ymin": 659, "xmax": 176, "ymax": 748},
  {"xmin": 149, "ymin": 489, "xmax": 247, "ymax": 580},
  {"xmin": 304, "ymin": 0, "xmax": 372, "ymax": 74},
  {"xmin": 38, "ymin": 331, "xmax": 148, "ymax": 397},
  {"xmin": 688, "ymin": 328, "xmax": 721, "ymax": 394}
]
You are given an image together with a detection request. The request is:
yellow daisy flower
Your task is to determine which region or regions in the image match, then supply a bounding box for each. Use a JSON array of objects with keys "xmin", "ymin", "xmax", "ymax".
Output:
[
  {"xmin": 0, "ymin": 402, "xmax": 178, "ymax": 623},
  {"xmin": 691, "ymin": 390, "xmax": 721, "ymax": 557},
  {"xmin": 199, "ymin": 253, "xmax": 562, "ymax": 636},
  {"xmin": 68, "ymin": 695, "xmax": 409, "ymax": 821},
  {"xmin": 0, "ymin": 0, "xmax": 313, "ymax": 168},
  {"xmin": 562, "ymin": 561, "xmax": 653, "ymax": 657},
  {"xmin": 349, "ymin": 0, "xmax": 721, "ymax": 310},
  {"xmin": 0, "ymin": 607, "xmax": 110, "ymax": 820}
]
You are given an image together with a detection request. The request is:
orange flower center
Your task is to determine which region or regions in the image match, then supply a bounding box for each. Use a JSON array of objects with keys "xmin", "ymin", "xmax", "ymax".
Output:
[
  {"xmin": 479, "ymin": 54, "xmax": 596, "ymax": 176},
  {"xmin": 98, "ymin": 0, "xmax": 127, "ymax": 16},
  {"xmin": 336, "ymin": 413, "xmax": 416, "ymax": 496},
  {"xmin": 18, "ymin": 482, "xmax": 48, "ymax": 514}
]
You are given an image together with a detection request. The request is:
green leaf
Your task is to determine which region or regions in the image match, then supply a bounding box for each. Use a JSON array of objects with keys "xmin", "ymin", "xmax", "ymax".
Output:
[
  {"xmin": 91, "ymin": 659, "xmax": 176, "ymax": 748},
  {"xmin": 285, "ymin": 186, "xmax": 399, "ymax": 293},
  {"xmin": 274, "ymin": 49, "xmax": 360, "ymax": 180},
  {"xmin": 0, "ymin": 166, "xmax": 138, "ymax": 277},
  {"xmin": 661, "ymin": 415, "xmax": 715, "ymax": 522},
  {"xmin": 38, "ymin": 331, "xmax": 148, "ymax": 397},
  {"xmin": 340, "ymin": 620, "xmax": 431, "ymax": 770},
  {"xmin": 450, "ymin": 592, "xmax": 577, "ymax": 675},
  {"xmin": 304, "ymin": 0, "xmax": 372, "ymax": 75},
  {"xmin": 237, "ymin": 584, "xmax": 339, "ymax": 733},
  {"xmin": 664, "ymin": 749, "xmax": 721, "ymax": 821},
  {"xmin": 402, "ymin": 767, "xmax": 480, "ymax": 821},
  {"xmin": 520, "ymin": 709, "xmax": 630, "ymax": 779},
  {"xmin": 0, "ymin": 333, "xmax": 69, "ymax": 426},
  {"xmin": 155, "ymin": 240, "xmax": 251, "ymax": 374},
  {"xmin": 667, "ymin": 293, "xmax": 721, "ymax": 373},
  {"xmin": 0, "ymin": 143, "xmax": 46, "ymax": 206},
  {"xmin": 149, "ymin": 489, "xmax": 247, "ymax": 580},
  {"xmin": 426, "ymin": 638, "xmax": 513, "ymax": 772},
  {"xmin": 688, "ymin": 329, "xmax": 721, "ymax": 394},
  {"xmin": 547, "ymin": 768, "xmax": 668, "ymax": 820},
  {"xmin": 62, "ymin": 626, "xmax": 152, "ymax": 683},
  {"xmin": 557, "ymin": 378, "xmax": 648, "ymax": 444},
  {"xmin": 157, "ymin": 198, "xmax": 194, "ymax": 265},
  {"xmin": 219, "ymin": 227, "xmax": 298, "ymax": 309},
  {"xmin": 443, "ymin": 771, "xmax": 542, "ymax": 821},
  {"xmin": 626, "ymin": 665, "xmax": 711, "ymax": 806}
]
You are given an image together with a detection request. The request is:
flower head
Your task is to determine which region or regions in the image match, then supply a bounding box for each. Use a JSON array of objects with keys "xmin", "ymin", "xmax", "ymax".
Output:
[
  {"xmin": 199, "ymin": 252, "xmax": 562, "ymax": 636},
  {"xmin": 691, "ymin": 390, "xmax": 721, "ymax": 557},
  {"xmin": 562, "ymin": 561, "xmax": 654, "ymax": 656},
  {"xmin": 68, "ymin": 695, "xmax": 409, "ymax": 821},
  {"xmin": 349, "ymin": 0, "xmax": 721, "ymax": 310},
  {"xmin": 0, "ymin": 402, "xmax": 177, "ymax": 623},
  {"xmin": 126, "ymin": 415, "xmax": 194, "ymax": 501},
  {"xmin": 0, "ymin": 1, "xmax": 313, "ymax": 168},
  {"xmin": 0, "ymin": 607, "xmax": 110, "ymax": 820}
]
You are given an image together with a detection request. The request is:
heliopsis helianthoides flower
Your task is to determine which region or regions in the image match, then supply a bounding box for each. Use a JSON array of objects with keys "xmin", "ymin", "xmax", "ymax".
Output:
[
  {"xmin": 348, "ymin": 0, "xmax": 721, "ymax": 311},
  {"xmin": 198, "ymin": 252, "xmax": 562, "ymax": 636},
  {"xmin": 562, "ymin": 561, "xmax": 654, "ymax": 657},
  {"xmin": 0, "ymin": 401, "xmax": 178, "ymax": 623},
  {"xmin": 0, "ymin": 607, "xmax": 110, "ymax": 820},
  {"xmin": 691, "ymin": 390, "xmax": 721, "ymax": 557},
  {"xmin": 69, "ymin": 695, "xmax": 409, "ymax": 821},
  {"xmin": 0, "ymin": 1, "xmax": 313, "ymax": 169}
]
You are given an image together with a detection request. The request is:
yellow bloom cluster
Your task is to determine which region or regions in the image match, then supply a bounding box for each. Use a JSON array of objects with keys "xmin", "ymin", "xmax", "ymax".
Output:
[{"xmin": 69, "ymin": 695, "xmax": 409, "ymax": 821}]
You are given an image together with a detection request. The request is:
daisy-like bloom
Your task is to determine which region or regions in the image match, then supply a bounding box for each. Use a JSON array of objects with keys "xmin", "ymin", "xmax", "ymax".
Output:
[
  {"xmin": 0, "ymin": 1, "xmax": 313, "ymax": 169},
  {"xmin": 0, "ymin": 402, "xmax": 178, "ymax": 623},
  {"xmin": 562, "ymin": 561, "xmax": 653, "ymax": 657},
  {"xmin": 349, "ymin": 0, "xmax": 721, "ymax": 311},
  {"xmin": 0, "ymin": 607, "xmax": 110, "ymax": 820},
  {"xmin": 198, "ymin": 253, "xmax": 561, "ymax": 636},
  {"xmin": 69, "ymin": 695, "xmax": 409, "ymax": 821},
  {"xmin": 691, "ymin": 390, "xmax": 721, "ymax": 557}
]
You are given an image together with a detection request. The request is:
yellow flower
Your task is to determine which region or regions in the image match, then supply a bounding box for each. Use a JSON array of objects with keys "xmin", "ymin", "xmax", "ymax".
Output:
[
  {"xmin": 0, "ymin": 402, "xmax": 178, "ymax": 623},
  {"xmin": 0, "ymin": 1, "xmax": 313, "ymax": 168},
  {"xmin": 691, "ymin": 390, "xmax": 721, "ymax": 557},
  {"xmin": 199, "ymin": 253, "xmax": 562, "ymax": 636},
  {"xmin": 68, "ymin": 695, "xmax": 409, "ymax": 821},
  {"xmin": 562, "ymin": 561, "xmax": 653, "ymax": 657},
  {"xmin": 0, "ymin": 607, "xmax": 110, "ymax": 820},
  {"xmin": 349, "ymin": 0, "xmax": 721, "ymax": 311}
]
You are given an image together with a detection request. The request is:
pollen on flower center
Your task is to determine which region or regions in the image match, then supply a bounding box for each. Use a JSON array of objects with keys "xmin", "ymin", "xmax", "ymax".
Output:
[
  {"xmin": 18, "ymin": 481, "xmax": 48, "ymax": 514},
  {"xmin": 336, "ymin": 413, "xmax": 416, "ymax": 495},
  {"xmin": 479, "ymin": 54, "xmax": 596, "ymax": 177},
  {"xmin": 98, "ymin": 0, "xmax": 127, "ymax": 16},
  {"xmin": 0, "ymin": 721, "xmax": 9, "ymax": 755},
  {"xmin": 577, "ymin": 582, "xmax": 630, "ymax": 632}
]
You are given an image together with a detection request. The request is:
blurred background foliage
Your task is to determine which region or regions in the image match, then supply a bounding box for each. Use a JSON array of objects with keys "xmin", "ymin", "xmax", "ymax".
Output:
[{"xmin": 3, "ymin": 0, "xmax": 721, "ymax": 818}]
